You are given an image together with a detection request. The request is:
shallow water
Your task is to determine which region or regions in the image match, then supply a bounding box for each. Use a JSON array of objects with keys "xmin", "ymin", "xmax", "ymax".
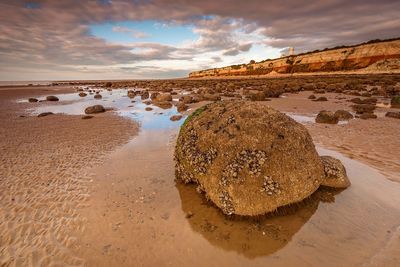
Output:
[{"xmin": 23, "ymin": 88, "xmax": 184, "ymax": 130}]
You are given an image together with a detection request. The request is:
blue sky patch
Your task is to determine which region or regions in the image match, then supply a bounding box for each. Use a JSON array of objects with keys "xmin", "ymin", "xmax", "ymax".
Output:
[{"xmin": 90, "ymin": 20, "xmax": 197, "ymax": 46}]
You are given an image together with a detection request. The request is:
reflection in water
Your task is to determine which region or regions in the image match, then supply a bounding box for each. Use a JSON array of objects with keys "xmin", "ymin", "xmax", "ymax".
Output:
[
  {"xmin": 176, "ymin": 182, "xmax": 342, "ymax": 258},
  {"xmin": 23, "ymin": 88, "xmax": 185, "ymax": 130}
]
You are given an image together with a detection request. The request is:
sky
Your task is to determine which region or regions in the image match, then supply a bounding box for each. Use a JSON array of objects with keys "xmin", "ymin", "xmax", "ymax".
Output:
[{"xmin": 0, "ymin": 0, "xmax": 399, "ymax": 81}]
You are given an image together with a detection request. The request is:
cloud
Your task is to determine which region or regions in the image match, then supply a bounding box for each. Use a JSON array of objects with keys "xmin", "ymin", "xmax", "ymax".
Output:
[
  {"xmin": 1, "ymin": 0, "xmax": 399, "ymax": 80},
  {"xmin": 223, "ymin": 43, "xmax": 252, "ymax": 56},
  {"xmin": 112, "ymin": 26, "xmax": 150, "ymax": 38}
]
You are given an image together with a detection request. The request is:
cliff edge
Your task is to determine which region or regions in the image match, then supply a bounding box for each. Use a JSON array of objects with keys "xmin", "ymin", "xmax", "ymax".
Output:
[{"xmin": 189, "ymin": 38, "xmax": 400, "ymax": 78}]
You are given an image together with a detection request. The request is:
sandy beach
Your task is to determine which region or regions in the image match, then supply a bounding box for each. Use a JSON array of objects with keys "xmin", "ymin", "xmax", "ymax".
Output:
[{"xmin": 0, "ymin": 78, "xmax": 399, "ymax": 266}]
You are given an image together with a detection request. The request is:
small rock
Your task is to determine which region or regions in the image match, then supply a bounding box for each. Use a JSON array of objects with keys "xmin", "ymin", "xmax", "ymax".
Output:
[
  {"xmin": 94, "ymin": 94, "xmax": 102, "ymax": 99},
  {"xmin": 85, "ymin": 105, "xmax": 105, "ymax": 114},
  {"xmin": 37, "ymin": 112, "xmax": 54, "ymax": 117},
  {"xmin": 334, "ymin": 110, "xmax": 353, "ymax": 120},
  {"xmin": 315, "ymin": 111, "xmax": 338, "ymax": 124},
  {"xmin": 170, "ymin": 115, "xmax": 183, "ymax": 121},
  {"xmin": 385, "ymin": 112, "xmax": 400, "ymax": 119},
  {"xmin": 82, "ymin": 115, "xmax": 94, "ymax": 119},
  {"xmin": 79, "ymin": 92, "xmax": 87, "ymax": 97},
  {"xmin": 313, "ymin": 97, "xmax": 328, "ymax": 102},
  {"xmin": 308, "ymin": 94, "xmax": 316, "ymax": 100},
  {"xmin": 391, "ymin": 96, "xmax": 400, "ymax": 108},
  {"xmin": 360, "ymin": 113, "xmax": 377, "ymax": 120},
  {"xmin": 46, "ymin": 96, "xmax": 59, "ymax": 101},
  {"xmin": 176, "ymin": 102, "xmax": 188, "ymax": 112},
  {"xmin": 28, "ymin": 98, "xmax": 38, "ymax": 102},
  {"xmin": 320, "ymin": 156, "xmax": 351, "ymax": 188},
  {"xmin": 145, "ymin": 107, "xmax": 153, "ymax": 111}
]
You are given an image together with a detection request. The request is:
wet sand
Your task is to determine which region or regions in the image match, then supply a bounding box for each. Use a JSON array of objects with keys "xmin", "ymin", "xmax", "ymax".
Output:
[
  {"xmin": 0, "ymin": 87, "xmax": 139, "ymax": 266},
  {"xmin": 1, "ymin": 83, "xmax": 400, "ymax": 266}
]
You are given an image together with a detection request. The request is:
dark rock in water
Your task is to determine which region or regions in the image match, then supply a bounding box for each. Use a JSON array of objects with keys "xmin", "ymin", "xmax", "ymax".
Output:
[
  {"xmin": 127, "ymin": 90, "xmax": 137, "ymax": 98},
  {"xmin": 82, "ymin": 115, "xmax": 94, "ymax": 119},
  {"xmin": 38, "ymin": 112, "xmax": 54, "ymax": 117},
  {"xmin": 170, "ymin": 115, "xmax": 183, "ymax": 121},
  {"xmin": 320, "ymin": 156, "xmax": 351, "ymax": 188},
  {"xmin": 315, "ymin": 111, "xmax": 339, "ymax": 124},
  {"xmin": 28, "ymin": 98, "xmax": 38, "ymax": 102},
  {"xmin": 391, "ymin": 96, "xmax": 400, "ymax": 108},
  {"xmin": 176, "ymin": 102, "xmax": 188, "ymax": 113},
  {"xmin": 155, "ymin": 93, "xmax": 173, "ymax": 102},
  {"xmin": 313, "ymin": 96, "xmax": 328, "ymax": 102},
  {"xmin": 46, "ymin": 96, "xmax": 59, "ymax": 101},
  {"xmin": 351, "ymin": 104, "xmax": 376, "ymax": 114},
  {"xmin": 79, "ymin": 92, "xmax": 87, "ymax": 97},
  {"xmin": 154, "ymin": 101, "xmax": 173, "ymax": 109},
  {"xmin": 308, "ymin": 94, "xmax": 316, "ymax": 100},
  {"xmin": 94, "ymin": 94, "xmax": 102, "ymax": 99},
  {"xmin": 84, "ymin": 105, "xmax": 105, "ymax": 114},
  {"xmin": 334, "ymin": 110, "xmax": 353, "ymax": 120},
  {"xmin": 141, "ymin": 91, "xmax": 150, "ymax": 100},
  {"xmin": 175, "ymin": 101, "xmax": 329, "ymax": 216},
  {"xmin": 150, "ymin": 92, "xmax": 160, "ymax": 100},
  {"xmin": 145, "ymin": 107, "xmax": 153, "ymax": 111},
  {"xmin": 359, "ymin": 113, "xmax": 377, "ymax": 120},
  {"xmin": 385, "ymin": 112, "xmax": 400, "ymax": 119}
]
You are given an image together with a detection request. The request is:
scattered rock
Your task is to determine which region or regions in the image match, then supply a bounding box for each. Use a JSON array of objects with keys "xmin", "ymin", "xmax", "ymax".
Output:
[
  {"xmin": 320, "ymin": 156, "xmax": 351, "ymax": 188},
  {"xmin": 145, "ymin": 107, "xmax": 153, "ymax": 111},
  {"xmin": 28, "ymin": 98, "xmax": 38, "ymax": 102},
  {"xmin": 155, "ymin": 93, "xmax": 173, "ymax": 102},
  {"xmin": 351, "ymin": 104, "xmax": 376, "ymax": 114},
  {"xmin": 176, "ymin": 102, "xmax": 188, "ymax": 113},
  {"xmin": 315, "ymin": 111, "xmax": 339, "ymax": 124},
  {"xmin": 154, "ymin": 101, "xmax": 173, "ymax": 109},
  {"xmin": 46, "ymin": 96, "xmax": 59, "ymax": 101},
  {"xmin": 84, "ymin": 105, "xmax": 105, "ymax": 114},
  {"xmin": 385, "ymin": 112, "xmax": 400, "ymax": 119},
  {"xmin": 313, "ymin": 96, "xmax": 328, "ymax": 102},
  {"xmin": 37, "ymin": 112, "xmax": 54, "ymax": 117},
  {"xmin": 180, "ymin": 95, "xmax": 193, "ymax": 104},
  {"xmin": 82, "ymin": 115, "xmax": 94, "ymax": 119},
  {"xmin": 334, "ymin": 110, "xmax": 353, "ymax": 120},
  {"xmin": 79, "ymin": 92, "xmax": 87, "ymax": 97},
  {"xmin": 360, "ymin": 113, "xmax": 377, "ymax": 120},
  {"xmin": 308, "ymin": 94, "xmax": 316, "ymax": 100},
  {"xmin": 141, "ymin": 91, "xmax": 150, "ymax": 100},
  {"xmin": 391, "ymin": 96, "xmax": 400, "ymax": 108},
  {"xmin": 170, "ymin": 115, "xmax": 183, "ymax": 121},
  {"xmin": 94, "ymin": 94, "xmax": 102, "ymax": 99}
]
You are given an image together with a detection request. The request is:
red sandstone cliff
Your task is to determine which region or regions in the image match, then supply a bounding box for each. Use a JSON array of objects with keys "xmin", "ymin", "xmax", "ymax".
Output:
[{"xmin": 189, "ymin": 38, "xmax": 400, "ymax": 78}]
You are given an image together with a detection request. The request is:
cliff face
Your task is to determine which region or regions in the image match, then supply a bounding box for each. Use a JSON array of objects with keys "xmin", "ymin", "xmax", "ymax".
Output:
[{"xmin": 189, "ymin": 39, "xmax": 400, "ymax": 78}]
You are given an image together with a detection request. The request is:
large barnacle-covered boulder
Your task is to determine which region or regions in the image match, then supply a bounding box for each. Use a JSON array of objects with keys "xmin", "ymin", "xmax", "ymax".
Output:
[{"xmin": 174, "ymin": 101, "xmax": 326, "ymax": 216}]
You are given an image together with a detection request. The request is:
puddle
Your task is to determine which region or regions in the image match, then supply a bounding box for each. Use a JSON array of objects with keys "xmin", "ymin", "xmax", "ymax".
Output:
[{"xmin": 21, "ymin": 88, "xmax": 185, "ymax": 130}]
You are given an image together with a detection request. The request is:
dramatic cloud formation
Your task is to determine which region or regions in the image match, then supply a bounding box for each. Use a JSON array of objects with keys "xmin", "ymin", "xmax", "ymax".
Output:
[{"xmin": 0, "ymin": 0, "xmax": 399, "ymax": 80}]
